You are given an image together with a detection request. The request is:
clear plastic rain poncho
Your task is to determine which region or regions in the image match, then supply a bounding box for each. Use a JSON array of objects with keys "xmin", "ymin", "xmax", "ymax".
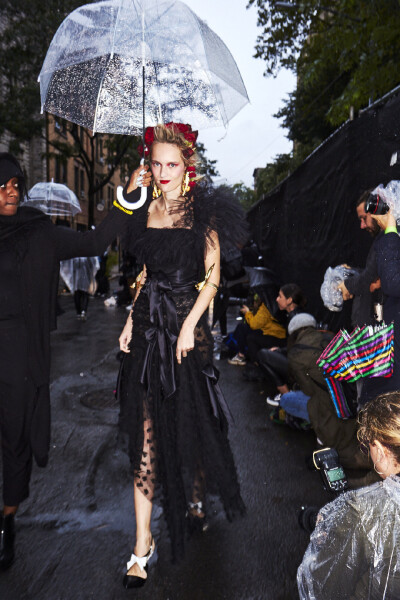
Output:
[
  {"xmin": 24, "ymin": 182, "xmax": 81, "ymax": 217},
  {"xmin": 320, "ymin": 266, "xmax": 358, "ymax": 312},
  {"xmin": 38, "ymin": 0, "xmax": 249, "ymax": 134},
  {"xmin": 60, "ymin": 257, "xmax": 100, "ymax": 294},
  {"xmin": 298, "ymin": 476, "xmax": 400, "ymax": 599}
]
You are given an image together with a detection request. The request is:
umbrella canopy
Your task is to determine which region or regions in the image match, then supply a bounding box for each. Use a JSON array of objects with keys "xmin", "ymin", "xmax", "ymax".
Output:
[
  {"xmin": 38, "ymin": 0, "xmax": 249, "ymax": 134},
  {"xmin": 24, "ymin": 182, "xmax": 81, "ymax": 216}
]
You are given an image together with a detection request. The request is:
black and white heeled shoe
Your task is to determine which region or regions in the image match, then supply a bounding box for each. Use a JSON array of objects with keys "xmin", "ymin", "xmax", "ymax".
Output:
[
  {"xmin": 122, "ymin": 537, "xmax": 155, "ymax": 589},
  {"xmin": 186, "ymin": 501, "xmax": 209, "ymax": 533}
]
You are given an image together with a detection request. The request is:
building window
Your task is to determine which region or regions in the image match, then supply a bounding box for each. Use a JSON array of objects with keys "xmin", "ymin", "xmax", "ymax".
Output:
[
  {"xmin": 55, "ymin": 156, "xmax": 67, "ymax": 184},
  {"xmin": 54, "ymin": 117, "xmax": 67, "ymax": 137},
  {"xmin": 80, "ymin": 169, "xmax": 85, "ymax": 198},
  {"xmin": 74, "ymin": 166, "xmax": 79, "ymax": 196},
  {"xmin": 96, "ymin": 136, "xmax": 104, "ymax": 164},
  {"xmin": 55, "ymin": 156, "xmax": 60, "ymax": 183}
]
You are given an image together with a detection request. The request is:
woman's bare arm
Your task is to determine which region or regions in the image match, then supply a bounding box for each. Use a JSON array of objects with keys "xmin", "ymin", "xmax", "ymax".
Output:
[{"xmin": 176, "ymin": 231, "xmax": 220, "ymax": 364}]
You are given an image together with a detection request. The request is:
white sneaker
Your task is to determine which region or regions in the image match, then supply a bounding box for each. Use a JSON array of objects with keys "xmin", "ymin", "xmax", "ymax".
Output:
[
  {"xmin": 227, "ymin": 354, "xmax": 246, "ymax": 366},
  {"xmin": 266, "ymin": 393, "xmax": 282, "ymax": 407},
  {"xmin": 80, "ymin": 311, "xmax": 87, "ymax": 321}
]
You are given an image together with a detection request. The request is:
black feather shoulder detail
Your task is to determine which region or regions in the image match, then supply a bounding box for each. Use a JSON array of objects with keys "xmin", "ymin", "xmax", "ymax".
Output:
[
  {"xmin": 121, "ymin": 183, "xmax": 249, "ymax": 263},
  {"xmin": 172, "ymin": 182, "xmax": 249, "ymax": 257}
]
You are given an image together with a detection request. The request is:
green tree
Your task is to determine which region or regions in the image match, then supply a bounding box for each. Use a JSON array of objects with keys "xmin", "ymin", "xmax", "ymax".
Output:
[
  {"xmin": 48, "ymin": 124, "xmax": 141, "ymax": 226},
  {"xmin": 196, "ymin": 141, "xmax": 220, "ymax": 182},
  {"xmin": 217, "ymin": 182, "xmax": 256, "ymax": 211},
  {"xmin": 0, "ymin": 0, "xmax": 83, "ymax": 150},
  {"xmin": 248, "ymin": 0, "xmax": 400, "ymax": 131},
  {"xmin": 248, "ymin": 0, "xmax": 400, "ymax": 196}
]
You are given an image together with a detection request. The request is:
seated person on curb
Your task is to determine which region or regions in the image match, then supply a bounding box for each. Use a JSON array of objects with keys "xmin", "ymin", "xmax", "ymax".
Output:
[
  {"xmin": 257, "ymin": 283, "xmax": 307, "ymax": 403},
  {"xmin": 298, "ymin": 391, "xmax": 400, "ymax": 600},
  {"xmin": 228, "ymin": 293, "xmax": 286, "ymax": 366},
  {"xmin": 261, "ymin": 313, "xmax": 370, "ymax": 471}
]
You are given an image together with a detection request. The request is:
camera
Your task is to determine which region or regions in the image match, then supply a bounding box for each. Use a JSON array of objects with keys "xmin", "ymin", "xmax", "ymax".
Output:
[
  {"xmin": 365, "ymin": 193, "xmax": 389, "ymax": 215},
  {"xmin": 313, "ymin": 447, "xmax": 348, "ymax": 493},
  {"xmin": 298, "ymin": 448, "xmax": 347, "ymax": 533}
]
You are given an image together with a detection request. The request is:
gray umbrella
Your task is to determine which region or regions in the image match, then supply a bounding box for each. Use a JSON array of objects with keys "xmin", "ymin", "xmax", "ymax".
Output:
[{"xmin": 38, "ymin": 0, "xmax": 249, "ymax": 135}]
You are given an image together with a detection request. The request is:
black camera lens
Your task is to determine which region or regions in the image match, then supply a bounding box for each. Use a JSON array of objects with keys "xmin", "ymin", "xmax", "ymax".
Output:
[{"xmin": 365, "ymin": 193, "xmax": 389, "ymax": 215}]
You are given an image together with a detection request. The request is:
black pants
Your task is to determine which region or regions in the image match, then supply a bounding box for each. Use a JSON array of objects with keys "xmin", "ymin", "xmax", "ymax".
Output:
[
  {"xmin": 246, "ymin": 329, "xmax": 285, "ymax": 363},
  {"xmin": 212, "ymin": 287, "xmax": 229, "ymax": 336},
  {"xmin": 74, "ymin": 289, "xmax": 89, "ymax": 314},
  {"xmin": 233, "ymin": 322, "xmax": 251, "ymax": 354},
  {"xmin": 257, "ymin": 348, "xmax": 288, "ymax": 388},
  {"xmin": 0, "ymin": 321, "xmax": 37, "ymax": 506}
]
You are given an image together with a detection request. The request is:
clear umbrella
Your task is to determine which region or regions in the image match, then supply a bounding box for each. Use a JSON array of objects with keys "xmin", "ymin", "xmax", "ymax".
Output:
[
  {"xmin": 24, "ymin": 181, "xmax": 82, "ymax": 216},
  {"xmin": 38, "ymin": 0, "xmax": 249, "ymax": 136}
]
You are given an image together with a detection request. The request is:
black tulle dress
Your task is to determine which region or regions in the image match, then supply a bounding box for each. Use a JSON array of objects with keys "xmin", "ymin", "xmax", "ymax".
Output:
[{"xmin": 118, "ymin": 187, "xmax": 246, "ymax": 561}]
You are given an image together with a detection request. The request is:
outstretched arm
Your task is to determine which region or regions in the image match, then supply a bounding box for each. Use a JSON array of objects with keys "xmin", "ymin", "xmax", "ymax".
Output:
[
  {"xmin": 176, "ymin": 231, "xmax": 220, "ymax": 364},
  {"xmin": 55, "ymin": 165, "xmax": 152, "ymax": 261}
]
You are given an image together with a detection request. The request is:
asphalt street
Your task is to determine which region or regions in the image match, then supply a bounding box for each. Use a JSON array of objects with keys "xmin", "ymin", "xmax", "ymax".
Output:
[{"xmin": 0, "ymin": 295, "xmax": 327, "ymax": 600}]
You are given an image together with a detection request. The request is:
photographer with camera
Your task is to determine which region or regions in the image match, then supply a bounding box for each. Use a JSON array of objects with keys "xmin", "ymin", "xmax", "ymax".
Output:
[
  {"xmin": 360, "ymin": 204, "xmax": 400, "ymax": 406},
  {"xmin": 338, "ymin": 190, "xmax": 383, "ymax": 327},
  {"xmin": 227, "ymin": 293, "xmax": 286, "ymax": 366},
  {"xmin": 298, "ymin": 391, "xmax": 400, "ymax": 600}
]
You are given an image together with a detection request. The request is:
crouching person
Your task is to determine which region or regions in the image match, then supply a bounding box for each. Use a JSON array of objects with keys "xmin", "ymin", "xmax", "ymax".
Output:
[{"xmin": 259, "ymin": 313, "xmax": 369, "ymax": 470}]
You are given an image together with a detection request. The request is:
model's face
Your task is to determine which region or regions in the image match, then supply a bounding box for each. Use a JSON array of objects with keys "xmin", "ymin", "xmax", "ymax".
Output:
[
  {"xmin": 276, "ymin": 289, "xmax": 291, "ymax": 312},
  {"xmin": 0, "ymin": 177, "xmax": 20, "ymax": 216},
  {"xmin": 357, "ymin": 202, "xmax": 380, "ymax": 236},
  {"xmin": 151, "ymin": 143, "xmax": 185, "ymax": 196}
]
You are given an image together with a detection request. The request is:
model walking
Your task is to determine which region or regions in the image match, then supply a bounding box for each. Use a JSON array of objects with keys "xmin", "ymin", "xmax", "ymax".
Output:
[{"xmin": 117, "ymin": 123, "xmax": 246, "ymax": 588}]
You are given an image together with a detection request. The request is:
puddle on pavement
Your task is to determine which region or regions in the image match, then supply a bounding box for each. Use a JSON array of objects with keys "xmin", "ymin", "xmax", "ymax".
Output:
[{"xmin": 80, "ymin": 388, "xmax": 119, "ymax": 410}]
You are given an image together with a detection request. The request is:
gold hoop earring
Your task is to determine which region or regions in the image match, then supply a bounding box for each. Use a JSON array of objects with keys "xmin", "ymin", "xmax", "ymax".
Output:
[
  {"xmin": 181, "ymin": 170, "xmax": 190, "ymax": 197},
  {"xmin": 152, "ymin": 183, "xmax": 161, "ymax": 199},
  {"xmin": 373, "ymin": 462, "xmax": 385, "ymax": 475}
]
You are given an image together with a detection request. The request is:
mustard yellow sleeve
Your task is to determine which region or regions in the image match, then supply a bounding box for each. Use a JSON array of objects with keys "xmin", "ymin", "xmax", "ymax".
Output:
[{"xmin": 244, "ymin": 304, "xmax": 270, "ymax": 330}]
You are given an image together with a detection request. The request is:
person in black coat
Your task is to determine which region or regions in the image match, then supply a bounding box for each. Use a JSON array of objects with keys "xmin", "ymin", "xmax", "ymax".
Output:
[
  {"xmin": 360, "ymin": 210, "xmax": 400, "ymax": 405},
  {"xmin": 338, "ymin": 191, "xmax": 382, "ymax": 327},
  {"xmin": 0, "ymin": 152, "xmax": 150, "ymax": 569}
]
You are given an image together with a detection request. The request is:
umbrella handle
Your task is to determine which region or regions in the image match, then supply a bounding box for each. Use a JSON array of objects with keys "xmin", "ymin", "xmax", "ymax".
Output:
[{"xmin": 116, "ymin": 185, "xmax": 147, "ymax": 210}]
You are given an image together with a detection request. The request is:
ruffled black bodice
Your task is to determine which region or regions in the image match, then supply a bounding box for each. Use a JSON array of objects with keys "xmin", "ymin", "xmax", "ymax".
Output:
[
  {"xmin": 121, "ymin": 184, "xmax": 249, "ymax": 266},
  {"xmin": 133, "ymin": 227, "xmax": 201, "ymax": 277}
]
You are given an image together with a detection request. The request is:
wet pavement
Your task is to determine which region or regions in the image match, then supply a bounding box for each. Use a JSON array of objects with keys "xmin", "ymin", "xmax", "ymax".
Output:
[{"xmin": 0, "ymin": 295, "xmax": 327, "ymax": 600}]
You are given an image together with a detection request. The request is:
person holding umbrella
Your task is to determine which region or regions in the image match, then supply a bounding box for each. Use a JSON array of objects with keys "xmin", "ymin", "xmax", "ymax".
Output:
[
  {"xmin": 0, "ymin": 152, "xmax": 146, "ymax": 570},
  {"xmin": 117, "ymin": 123, "xmax": 246, "ymax": 588}
]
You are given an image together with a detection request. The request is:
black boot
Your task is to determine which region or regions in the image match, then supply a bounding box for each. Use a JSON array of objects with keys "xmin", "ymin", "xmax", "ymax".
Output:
[{"xmin": 0, "ymin": 514, "xmax": 15, "ymax": 570}]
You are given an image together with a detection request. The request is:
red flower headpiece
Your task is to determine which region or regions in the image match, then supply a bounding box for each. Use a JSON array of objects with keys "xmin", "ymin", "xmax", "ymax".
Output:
[{"xmin": 138, "ymin": 122, "xmax": 198, "ymax": 159}]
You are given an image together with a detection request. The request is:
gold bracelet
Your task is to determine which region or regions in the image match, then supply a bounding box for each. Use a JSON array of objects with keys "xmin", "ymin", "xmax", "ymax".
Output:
[
  {"xmin": 113, "ymin": 199, "xmax": 133, "ymax": 215},
  {"xmin": 205, "ymin": 281, "xmax": 218, "ymax": 292},
  {"xmin": 130, "ymin": 270, "xmax": 144, "ymax": 290},
  {"xmin": 196, "ymin": 263, "xmax": 216, "ymax": 291}
]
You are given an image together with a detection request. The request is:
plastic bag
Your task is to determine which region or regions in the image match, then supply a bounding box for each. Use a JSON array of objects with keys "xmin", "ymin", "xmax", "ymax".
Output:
[
  {"xmin": 320, "ymin": 266, "xmax": 357, "ymax": 312},
  {"xmin": 372, "ymin": 180, "xmax": 400, "ymax": 222},
  {"xmin": 60, "ymin": 256, "xmax": 99, "ymax": 294}
]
